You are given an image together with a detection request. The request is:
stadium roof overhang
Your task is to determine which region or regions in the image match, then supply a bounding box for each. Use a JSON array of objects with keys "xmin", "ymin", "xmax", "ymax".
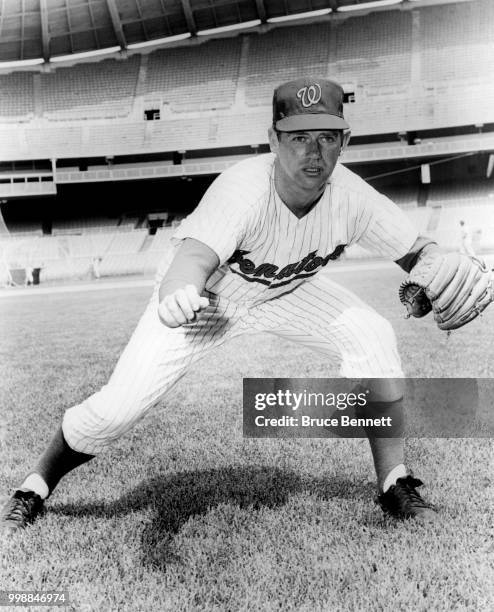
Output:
[{"xmin": 0, "ymin": 0, "xmax": 467, "ymax": 65}]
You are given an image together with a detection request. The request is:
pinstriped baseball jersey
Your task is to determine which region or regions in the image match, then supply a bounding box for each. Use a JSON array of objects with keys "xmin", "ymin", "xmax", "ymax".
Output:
[
  {"xmin": 172, "ymin": 153, "xmax": 418, "ymax": 306},
  {"xmin": 61, "ymin": 153, "xmax": 416, "ymax": 454}
]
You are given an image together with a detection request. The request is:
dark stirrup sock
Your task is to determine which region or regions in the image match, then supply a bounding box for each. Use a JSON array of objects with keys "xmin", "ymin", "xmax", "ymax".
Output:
[
  {"xmin": 32, "ymin": 427, "xmax": 95, "ymax": 496},
  {"xmin": 356, "ymin": 398, "xmax": 405, "ymax": 439},
  {"xmin": 356, "ymin": 398, "xmax": 406, "ymax": 490}
]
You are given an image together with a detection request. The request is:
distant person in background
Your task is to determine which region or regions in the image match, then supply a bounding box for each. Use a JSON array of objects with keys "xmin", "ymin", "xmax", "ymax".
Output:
[
  {"xmin": 32, "ymin": 267, "xmax": 42, "ymax": 286},
  {"xmin": 24, "ymin": 266, "xmax": 33, "ymax": 287},
  {"xmin": 91, "ymin": 256, "xmax": 102, "ymax": 280},
  {"xmin": 459, "ymin": 220, "xmax": 476, "ymax": 257},
  {"xmin": 0, "ymin": 262, "xmax": 12, "ymax": 287}
]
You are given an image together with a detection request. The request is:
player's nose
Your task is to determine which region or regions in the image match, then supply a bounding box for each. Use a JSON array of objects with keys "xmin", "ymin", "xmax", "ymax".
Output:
[{"xmin": 306, "ymin": 138, "xmax": 321, "ymax": 158}]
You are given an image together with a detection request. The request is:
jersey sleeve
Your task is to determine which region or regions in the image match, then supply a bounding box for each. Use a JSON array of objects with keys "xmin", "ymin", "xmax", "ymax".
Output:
[
  {"xmin": 171, "ymin": 163, "xmax": 263, "ymax": 265},
  {"xmin": 354, "ymin": 191, "xmax": 419, "ymax": 260}
]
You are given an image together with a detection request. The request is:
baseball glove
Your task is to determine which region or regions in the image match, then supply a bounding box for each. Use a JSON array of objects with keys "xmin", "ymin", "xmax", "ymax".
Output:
[{"xmin": 399, "ymin": 251, "xmax": 494, "ymax": 330}]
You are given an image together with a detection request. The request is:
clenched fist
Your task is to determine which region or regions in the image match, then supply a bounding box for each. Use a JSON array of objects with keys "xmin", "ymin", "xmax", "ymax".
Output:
[{"xmin": 158, "ymin": 284, "xmax": 209, "ymax": 328}]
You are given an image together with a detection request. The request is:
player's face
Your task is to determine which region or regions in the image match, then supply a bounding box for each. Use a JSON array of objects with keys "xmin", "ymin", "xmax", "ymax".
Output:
[{"xmin": 270, "ymin": 129, "xmax": 343, "ymax": 192}]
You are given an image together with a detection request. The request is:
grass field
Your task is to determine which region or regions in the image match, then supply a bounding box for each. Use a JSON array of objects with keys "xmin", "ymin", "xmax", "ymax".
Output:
[{"xmin": 0, "ymin": 265, "xmax": 493, "ymax": 611}]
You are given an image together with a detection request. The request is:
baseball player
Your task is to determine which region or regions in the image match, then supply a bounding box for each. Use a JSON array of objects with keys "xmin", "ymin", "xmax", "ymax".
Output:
[
  {"xmin": 3, "ymin": 77, "xmax": 491, "ymax": 533},
  {"xmin": 24, "ymin": 265, "xmax": 34, "ymax": 287},
  {"xmin": 459, "ymin": 220, "xmax": 476, "ymax": 257}
]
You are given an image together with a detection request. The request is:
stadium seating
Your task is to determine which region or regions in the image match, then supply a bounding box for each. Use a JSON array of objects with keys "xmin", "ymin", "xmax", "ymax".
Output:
[
  {"xmin": 98, "ymin": 252, "xmax": 157, "ymax": 277},
  {"xmin": 104, "ymin": 229, "xmax": 147, "ymax": 254},
  {"xmin": 375, "ymin": 185, "xmax": 432, "ymax": 233},
  {"xmin": 0, "ymin": 227, "xmax": 171, "ymax": 282},
  {"xmin": 0, "ymin": 72, "xmax": 35, "ymax": 119},
  {"xmin": 144, "ymin": 39, "xmax": 241, "ymax": 112},
  {"xmin": 118, "ymin": 217, "xmax": 138, "ymax": 230},
  {"xmin": 333, "ymin": 11, "xmax": 412, "ymax": 90},
  {"xmin": 428, "ymin": 179, "xmax": 494, "ymax": 205},
  {"xmin": 6, "ymin": 221, "xmax": 43, "ymax": 235},
  {"xmin": 145, "ymin": 116, "xmax": 215, "ymax": 150},
  {"xmin": 245, "ymin": 12, "xmax": 411, "ymax": 107},
  {"xmin": 24, "ymin": 125, "xmax": 83, "ymax": 156},
  {"xmin": 380, "ymin": 185, "xmax": 419, "ymax": 208},
  {"xmin": 147, "ymin": 227, "xmax": 175, "ymax": 252},
  {"xmin": 245, "ymin": 24, "xmax": 332, "ymax": 107},
  {"xmin": 63, "ymin": 233, "xmax": 113, "ymax": 258},
  {"xmin": 52, "ymin": 217, "xmax": 119, "ymax": 234},
  {"xmin": 86, "ymin": 122, "xmax": 145, "ymax": 151},
  {"xmin": 20, "ymin": 236, "xmax": 59, "ymax": 266},
  {"xmin": 1, "ymin": 2, "xmax": 493, "ymax": 142},
  {"xmin": 420, "ymin": 0, "xmax": 494, "ymax": 83},
  {"xmin": 39, "ymin": 57, "xmax": 140, "ymax": 120}
]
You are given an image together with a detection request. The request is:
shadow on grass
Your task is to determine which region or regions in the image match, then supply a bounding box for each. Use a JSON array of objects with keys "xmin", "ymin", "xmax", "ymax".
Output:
[{"xmin": 50, "ymin": 465, "xmax": 374, "ymax": 569}]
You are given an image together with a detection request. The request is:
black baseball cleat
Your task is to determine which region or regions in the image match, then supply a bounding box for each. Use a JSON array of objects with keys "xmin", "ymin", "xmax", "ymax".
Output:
[
  {"xmin": 0, "ymin": 489, "xmax": 44, "ymax": 533},
  {"xmin": 376, "ymin": 475, "xmax": 436, "ymax": 521}
]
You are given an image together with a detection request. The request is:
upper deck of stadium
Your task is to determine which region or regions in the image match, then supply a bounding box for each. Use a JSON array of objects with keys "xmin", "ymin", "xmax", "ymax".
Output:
[
  {"xmin": 0, "ymin": 0, "xmax": 492, "ymax": 146},
  {"xmin": 0, "ymin": 0, "xmax": 493, "ymax": 177}
]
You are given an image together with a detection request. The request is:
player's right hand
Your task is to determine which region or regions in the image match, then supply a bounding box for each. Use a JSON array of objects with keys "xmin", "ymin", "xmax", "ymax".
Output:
[{"xmin": 158, "ymin": 284, "xmax": 209, "ymax": 328}]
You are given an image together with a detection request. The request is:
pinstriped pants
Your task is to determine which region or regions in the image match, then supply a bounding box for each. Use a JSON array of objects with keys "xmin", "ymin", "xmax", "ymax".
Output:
[{"xmin": 62, "ymin": 275, "xmax": 403, "ymax": 454}]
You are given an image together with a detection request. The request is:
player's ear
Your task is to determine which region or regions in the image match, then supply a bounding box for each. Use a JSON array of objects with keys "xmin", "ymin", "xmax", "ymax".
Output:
[
  {"xmin": 268, "ymin": 127, "xmax": 280, "ymax": 154},
  {"xmin": 339, "ymin": 129, "xmax": 351, "ymax": 156}
]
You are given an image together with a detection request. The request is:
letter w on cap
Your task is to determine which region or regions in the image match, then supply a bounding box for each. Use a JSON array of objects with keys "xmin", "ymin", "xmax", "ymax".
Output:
[{"xmin": 296, "ymin": 83, "xmax": 322, "ymax": 108}]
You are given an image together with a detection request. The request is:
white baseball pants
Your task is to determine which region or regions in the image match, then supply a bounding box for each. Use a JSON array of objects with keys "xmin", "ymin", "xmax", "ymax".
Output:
[{"xmin": 63, "ymin": 275, "xmax": 403, "ymax": 454}]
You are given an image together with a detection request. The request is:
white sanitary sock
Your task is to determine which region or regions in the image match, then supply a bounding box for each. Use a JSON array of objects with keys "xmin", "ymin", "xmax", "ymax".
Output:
[
  {"xmin": 20, "ymin": 473, "xmax": 49, "ymax": 500},
  {"xmin": 382, "ymin": 464, "xmax": 407, "ymax": 493}
]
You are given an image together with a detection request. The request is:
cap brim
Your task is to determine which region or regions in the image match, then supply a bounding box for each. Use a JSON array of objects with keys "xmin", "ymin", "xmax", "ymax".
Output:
[{"xmin": 276, "ymin": 114, "xmax": 349, "ymax": 131}]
